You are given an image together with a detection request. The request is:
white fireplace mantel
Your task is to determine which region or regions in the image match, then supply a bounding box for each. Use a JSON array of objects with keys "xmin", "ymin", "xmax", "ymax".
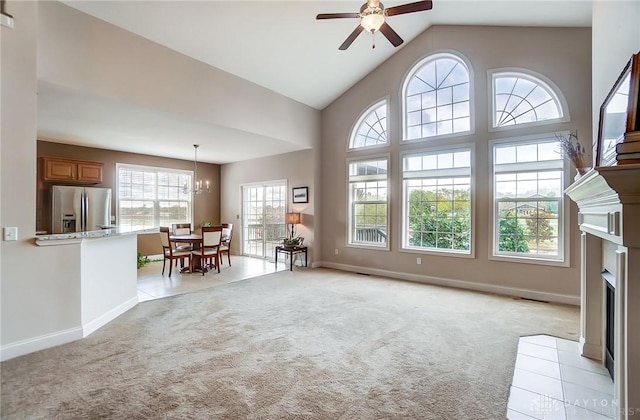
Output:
[{"xmin": 565, "ymin": 164, "xmax": 640, "ymax": 420}]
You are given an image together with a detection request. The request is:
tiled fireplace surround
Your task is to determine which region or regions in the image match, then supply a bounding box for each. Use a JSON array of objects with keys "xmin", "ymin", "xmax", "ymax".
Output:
[{"xmin": 565, "ymin": 165, "xmax": 640, "ymax": 419}]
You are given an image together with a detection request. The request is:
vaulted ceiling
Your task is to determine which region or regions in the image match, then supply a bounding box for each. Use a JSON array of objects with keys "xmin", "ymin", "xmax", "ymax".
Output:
[{"xmin": 38, "ymin": 1, "xmax": 592, "ymax": 163}]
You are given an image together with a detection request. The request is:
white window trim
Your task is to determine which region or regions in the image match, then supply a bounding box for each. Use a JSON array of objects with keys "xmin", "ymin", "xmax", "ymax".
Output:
[
  {"xmin": 347, "ymin": 97, "xmax": 391, "ymax": 152},
  {"xmin": 488, "ymin": 68, "xmax": 570, "ymax": 133},
  {"xmin": 399, "ymin": 142, "xmax": 476, "ymax": 258},
  {"xmin": 240, "ymin": 179, "xmax": 288, "ymax": 258},
  {"xmin": 115, "ymin": 163, "xmax": 194, "ymax": 231},
  {"xmin": 400, "ymin": 50, "xmax": 475, "ymax": 143},
  {"xmin": 488, "ymin": 132, "xmax": 570, "ymax": 267},
  {"xmin": 346, "ymin": 153, "xmax": 391, "ymax": 251}
]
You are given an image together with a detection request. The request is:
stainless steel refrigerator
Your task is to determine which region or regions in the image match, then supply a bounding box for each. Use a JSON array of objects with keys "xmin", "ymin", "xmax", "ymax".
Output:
[{"xmin": 52, "ymin": 185, "xmax": 112, "ymax": 233}]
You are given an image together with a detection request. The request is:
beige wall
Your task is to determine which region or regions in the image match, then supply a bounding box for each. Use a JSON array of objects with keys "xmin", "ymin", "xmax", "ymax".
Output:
[
  {"xmin": 320, "ymin": 26, "xmax": 592, "ymax": 301},
  {"xmin": 37, "ymin": 1, "xmax": 319, "ymax": 152},
  {"xmin": 1, "ymin": 1, "xmax": 84, "ymax": 348},
  {"xmin": 37, "ymin": 141, "xmax": 221, "ymax": 255},
  {"xmin": 221, "ymin": 149, "xmax": 317, "ymax": 264}
]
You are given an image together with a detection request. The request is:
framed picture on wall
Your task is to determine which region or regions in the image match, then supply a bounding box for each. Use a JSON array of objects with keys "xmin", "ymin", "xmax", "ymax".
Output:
[
  {"xmin": 596, "ymin": 53, "xmax": 640, "ymax": 166},
  {"xmin": 292, "ymin": 187, "xmax": 308, "ymax": 203}
]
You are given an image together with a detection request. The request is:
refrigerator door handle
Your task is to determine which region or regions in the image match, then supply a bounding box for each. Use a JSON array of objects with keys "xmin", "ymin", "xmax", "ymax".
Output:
[
  {"xmin": 82, "ymin": 191, "xmax": 87, "ymax": 231},
  {"xmin": 84, "ymin": 192, "xmax": 89, "ymax": 231}
]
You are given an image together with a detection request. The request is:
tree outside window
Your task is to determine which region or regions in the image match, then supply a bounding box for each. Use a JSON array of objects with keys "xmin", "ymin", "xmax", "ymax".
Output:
[{"xmin": 403, "ymin": 148, "xmax": 472, "ymax": 254}]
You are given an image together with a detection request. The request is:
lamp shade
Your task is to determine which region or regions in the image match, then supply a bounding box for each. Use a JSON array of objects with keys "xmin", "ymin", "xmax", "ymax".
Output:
[
  {"xmin": 286, "ymin": 212, "xmax": 301, "ymax": 224},
  {"xmin": 361, "ymin": 13, "xmax": 384, "ymax": 32}
]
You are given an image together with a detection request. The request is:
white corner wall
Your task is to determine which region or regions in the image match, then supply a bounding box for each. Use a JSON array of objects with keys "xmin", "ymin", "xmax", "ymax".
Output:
[
  {"xmin": 592, "ymin": 1, "xmax": 640, "ymax": 152},
  {"xmin": 80, "ymin": 235, "xmax": 138, "ymax": 336},
  {"xmin": 1, "ymin": 0, "xmax": 83, "ymax": 359}
]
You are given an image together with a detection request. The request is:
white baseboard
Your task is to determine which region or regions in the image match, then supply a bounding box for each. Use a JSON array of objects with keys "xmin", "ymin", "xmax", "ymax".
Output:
[
  {"xmin": 1, "ymin": 297, "xmax": 138, "ymax": 362},
  {"xmin": 0, "ymin": 327, "xmax": 83, "ymax": 362},
  {"xmin": 318, "ymin": 261, "xmax": 580, "ymax": 306},
  {"xmin": 83, "ymin": 296, "xmax": 138, "ymax": 337},
  {"xmin": 580, "ymin": 336, "xmax": 604, "ymax": 361}
]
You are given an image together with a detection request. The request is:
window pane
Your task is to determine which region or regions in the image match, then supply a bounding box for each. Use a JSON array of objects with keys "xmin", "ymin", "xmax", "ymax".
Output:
[
  {"xmin": 404, "ymin": 55, "xmax": 471, "ymax": 140},
  {"xmin": 496, "ymin": 146, "xmax": 516, "ymax": 164},
  {"xmin": 492, "ymin": 137, "xmax": 564, "ymax": 261},
  {"xmin": 117, "ymin": 165, "xmax": 192, "ymax": 233},
  {"xmin": 349, "ymin": 158, "xmax": 388, "ymax": 247},
  {"xmin": 350, "ymin": 101, "xmax": 388, "ymax": 149},
  {"xmin": 493, "ymin": 73, "xmax": 563, "ymax": 128},
  {"xmin": 403, "ymin": 148, "xmax": 472, "ymax": 253}
]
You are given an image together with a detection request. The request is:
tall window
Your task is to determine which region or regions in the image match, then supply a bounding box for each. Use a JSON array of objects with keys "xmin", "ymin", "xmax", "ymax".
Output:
[
  {"xmin": 117, "ymin": 164, "xmax": 192, "ymax": 232},
  {"xmin": 491, "ymin": 70, "xmax": 567, "ymax": 129},
  {"xmin": 348, "ymin": 158, "xmax": 388, "ymax": 248},
  {"xmin": 491, "ymin": 135, "xmax": 566, "ymax": 262},
  {"xmin": 350, "ymin": 100, "xmax": 388, "ymax": 150},
  {"xmin": 403, "ymin": 53, "xmax": 471, "ymax": 141},
  {"xmin": 402, "ymin": 147, "xmax": 472, "ymax": 254}
]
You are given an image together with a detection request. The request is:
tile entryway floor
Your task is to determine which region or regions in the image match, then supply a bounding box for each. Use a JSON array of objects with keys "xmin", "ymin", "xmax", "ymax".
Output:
[
  {"xmin": 137, "ymin": 255, "xmax": 290, "ymax": 302},
  {"xmin": 507, "ymin": 335, "xmax": 614, "ymax": 419}
]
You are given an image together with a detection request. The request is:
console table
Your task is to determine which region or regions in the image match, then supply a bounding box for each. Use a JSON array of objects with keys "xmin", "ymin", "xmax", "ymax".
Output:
[{"xmin": 275, "ymin": 245, "xmax": 308, "ymax": 271}]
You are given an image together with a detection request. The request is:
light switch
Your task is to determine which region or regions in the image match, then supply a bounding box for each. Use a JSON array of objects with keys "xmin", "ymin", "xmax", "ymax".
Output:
[{"xmin": 4, "ymin": 227, "xmax": 18, "ymax": 241}]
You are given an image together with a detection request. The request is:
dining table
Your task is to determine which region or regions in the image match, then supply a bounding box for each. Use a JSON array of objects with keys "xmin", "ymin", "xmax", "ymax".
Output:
[{"xmin": 170, "ymin": 233, "xmax": 207, "ymax": 273}]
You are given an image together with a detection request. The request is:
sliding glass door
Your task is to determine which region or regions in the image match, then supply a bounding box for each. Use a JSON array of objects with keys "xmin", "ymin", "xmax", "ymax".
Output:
[{"xmin": 242, "ymin": 181, "xmax": 287, "ymax": 258}]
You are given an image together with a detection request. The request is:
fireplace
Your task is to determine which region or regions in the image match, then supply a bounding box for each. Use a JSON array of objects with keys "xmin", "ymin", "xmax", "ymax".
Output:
[
  {"xmin": 603, "ymin": 271, "xmax": 615, "ymax": 380},
  {"xmin": 565, "ymin": 166, "xmax": 640, "ymax": 420}
]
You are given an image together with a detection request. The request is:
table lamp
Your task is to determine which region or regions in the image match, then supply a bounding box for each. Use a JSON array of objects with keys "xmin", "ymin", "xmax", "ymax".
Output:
[{"xmin": 285, "ymin": 212, "xmax": 301, "ymax": 239}]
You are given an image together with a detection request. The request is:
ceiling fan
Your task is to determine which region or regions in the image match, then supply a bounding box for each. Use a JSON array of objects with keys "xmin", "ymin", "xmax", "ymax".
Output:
[{"xmin": 316, "ymin": 0, "xmax": 433, "ymax": 50}]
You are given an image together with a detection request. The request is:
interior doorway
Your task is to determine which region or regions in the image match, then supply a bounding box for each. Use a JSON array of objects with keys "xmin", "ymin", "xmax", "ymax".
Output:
[{"xmin": 242, "ymin": 181, "xmax": 287, "ymax": 259}]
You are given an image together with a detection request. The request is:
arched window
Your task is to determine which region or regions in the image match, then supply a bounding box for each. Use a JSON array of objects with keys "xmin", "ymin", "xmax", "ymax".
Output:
[
  {"xmin": 349, "ymin": 100, "xmax": 388, "ymax": 150},
  {"xmin": 402, "ymin": 53, "xmax": 472, "ymax": 141},
  {"xmin": 491, "ymin": 70, "xmax": 568, "ymax": 129}
]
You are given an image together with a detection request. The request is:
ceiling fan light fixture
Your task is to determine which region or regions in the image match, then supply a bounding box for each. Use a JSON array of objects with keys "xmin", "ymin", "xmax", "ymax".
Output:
[
  {"xmin": 361, "ymin": 13, "xmax": 384, "ymax": 32},
  {"xmin": 317, "ymin": 0, "xmax": 432, "ymax": 50}
]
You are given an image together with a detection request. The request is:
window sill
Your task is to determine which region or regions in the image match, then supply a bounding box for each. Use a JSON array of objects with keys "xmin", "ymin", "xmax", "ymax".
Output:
[
  {"xmin": 346, "ymin": 243, "xmax": 389, "ymax": 251},
  {"xmin": 400, "ymin": 247, "xmax": 474, "ymax": 259},
  {"xmin": 489, "ymin": 253, "xmax": 569, "ymax": 267}
]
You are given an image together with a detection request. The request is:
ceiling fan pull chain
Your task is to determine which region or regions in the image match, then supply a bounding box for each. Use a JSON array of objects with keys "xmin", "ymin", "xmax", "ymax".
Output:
[{"xmin": 371, "ymin": 30, "xmax": 376, "ymax": 49}]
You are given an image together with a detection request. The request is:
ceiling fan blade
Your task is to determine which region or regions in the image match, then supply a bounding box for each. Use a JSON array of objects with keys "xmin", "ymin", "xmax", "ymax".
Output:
[
  {"xmin": 379, "ymin": 22, "xmax": 404, "ymax": 47},
  {"xmin": 385, "ymin": 0, "xmax": 433, "ymax": 17},
  {"xmin": 316, "ymin": 12, "xmax": 361, "ymax": 20},
  {"xmin": 339, "ymin": 25, "xmax": 365, "ymax": 50}
]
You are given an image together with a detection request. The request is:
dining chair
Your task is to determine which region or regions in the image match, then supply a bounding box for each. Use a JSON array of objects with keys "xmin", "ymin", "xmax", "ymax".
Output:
[
  {"xmin": 220, "ymin": 223, "xmax": 233, "ymax": 266},
  {"xmin": 171, "ymin": 223, "xmax": 193, "ymax": 268},
  {"xmin": 159, "ymin": 226, "xmax": 191, "ymax": 277},
  {"xmin": 192, "ymin": 225, "xmax": 222, "ymax": 275}
]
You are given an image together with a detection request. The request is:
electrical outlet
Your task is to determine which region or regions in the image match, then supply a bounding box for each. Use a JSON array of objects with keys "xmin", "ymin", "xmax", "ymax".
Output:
[
  {"xmin": 334, "ymin": 248, "xmax": 339, "ymax": 255},
  {"xmin": 1, "ymin": 13, "xmax": 14, "ymax": 29},
  {"xmin": 417, "ymin": 257, "xmax": 422, "ymax": 265},
  {"xmin": 4, "ymin": 227, "xmax": 18, "ymax": 241}
]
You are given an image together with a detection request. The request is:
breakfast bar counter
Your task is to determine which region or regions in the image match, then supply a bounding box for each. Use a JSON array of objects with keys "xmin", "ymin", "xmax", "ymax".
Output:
[{"xmin": 19, "ymin": 228, "xmax": 156, "ymax": 357}]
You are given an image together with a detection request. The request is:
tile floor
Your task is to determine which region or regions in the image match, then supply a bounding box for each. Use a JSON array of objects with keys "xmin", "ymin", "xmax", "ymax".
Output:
[
  {"xmin": 137, "ymin": 254, "xmax": 301, "ymax": 302},
  {"xmin": 507, "ymin": 335, "xmax": 615, "ymax": 419}
]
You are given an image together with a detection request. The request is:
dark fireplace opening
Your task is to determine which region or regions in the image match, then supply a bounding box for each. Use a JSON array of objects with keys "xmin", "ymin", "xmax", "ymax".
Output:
[{"xmin": 603, "ymin": 271, "xmax": 615, "ymax": 380}]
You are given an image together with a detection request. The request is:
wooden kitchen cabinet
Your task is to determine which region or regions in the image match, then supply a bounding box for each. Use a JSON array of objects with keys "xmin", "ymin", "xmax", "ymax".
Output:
[
  {"xmin": 76, "ymin": 162, "xmax": 103, "ymax": 183},
  {"xmin": 43, "ymin": 157, "xmax": 103, "ymax": 183}
]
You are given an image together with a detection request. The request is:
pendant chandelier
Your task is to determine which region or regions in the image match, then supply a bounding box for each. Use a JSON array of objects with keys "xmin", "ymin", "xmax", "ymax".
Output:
[{"xmin": 183, "ymin": 144, "xmax": 210, "ymax": 195}]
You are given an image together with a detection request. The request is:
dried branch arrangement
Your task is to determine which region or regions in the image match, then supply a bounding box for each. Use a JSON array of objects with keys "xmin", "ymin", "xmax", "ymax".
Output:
[{"xmin": 556, "ymin": 131, "xmax": 588, "ymax": 172}]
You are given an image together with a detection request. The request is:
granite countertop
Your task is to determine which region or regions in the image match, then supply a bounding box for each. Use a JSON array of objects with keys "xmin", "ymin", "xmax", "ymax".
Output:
[{"xmin": 35, "ymin": 227, "xmax": 159, "ymax": 245}]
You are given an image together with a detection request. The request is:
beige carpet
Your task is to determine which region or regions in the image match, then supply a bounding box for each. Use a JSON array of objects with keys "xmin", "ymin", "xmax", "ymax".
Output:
[{"xmin": 1, "ymin": 268, "xmax": 578, "ymax": 419}]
